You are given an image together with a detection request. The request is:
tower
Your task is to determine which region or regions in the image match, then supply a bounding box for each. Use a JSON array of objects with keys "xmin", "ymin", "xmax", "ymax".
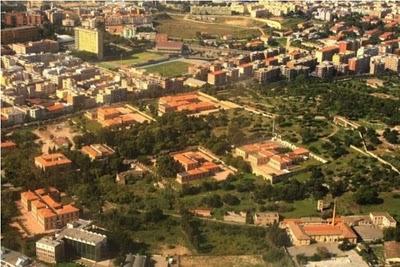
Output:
[{"xmin": 332, "ymin": 199, "xmax": 336, "ymax": 225}]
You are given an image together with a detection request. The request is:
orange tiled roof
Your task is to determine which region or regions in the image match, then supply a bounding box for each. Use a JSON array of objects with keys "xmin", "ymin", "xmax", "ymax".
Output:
[
  {"xmin": 37, "ymin": 208, "xmax": 57, "ymax": 219},
  {"xmin": 46, "ymin": 103, "xmax": 64, "ymax": 112},
  {"xmin": 201, "ymin": 161, "xmax": 219, "ymax": 170},
  {"xmin": 321, "ymin": 46, "xmax": 339, "ymax": 52},
  {"xmin": 57, "ymin": 204, "xmax": 79, "ymax": 215},
  {"xmin": 211, "ymin": 70, "xmax": 226, "ymax": 76},
  {"xmin": 41, "ymin": 195, "xmax": 62, "ymax": 209},
  {"xmin": 35, "ymin": 153, "xmax": 72, "ymax": 168},
  {"xmin": 98, "ymin": 107, "xmax": 120, "ymax": 116},
  {"xmin": 187, "ymin": 168, "xmax": 208, "ymax": 175},
  {"xmin": 32, "ymin": 199, "xmax": 47, "ymax": 210},
  {"xmin": 270, "ymin": 154, "xmax": 291, "ymax": 164},
  {"xmin": 173, "ymin": 153, "xmax": 198, "ymax": 165},
  {"xmin": 287, "ymin": 221, "xmax": 311, "ymax": 240},
  {"xmin": 302, "ymin": 224, "xmax": 343, "ymax": 236},
  {"xmin": 21, "ymin": 191, "xmax": 39, "ymax": 201},
  {"xmin": 1, "ymin": 140, "xmax": 16, "ymax": 149},
  {"xmin": 293, "ymin": 147, "xmax": 309, "ymax": 155}
]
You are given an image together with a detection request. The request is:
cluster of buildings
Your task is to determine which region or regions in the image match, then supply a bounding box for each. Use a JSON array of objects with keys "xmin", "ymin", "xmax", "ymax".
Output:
[
  {"xmin": 235, "ymin": 140, "xmax": 310, "ymax": 183},
  {"xmin": 121, "ymin": 67, "xmax": 186, "ymax": 91},
  {"xmin": 313, "ymin": 1, "xmax": 400, "ymax": 22},
  {"xmin": 189, "ymin": 1, "xmax": 297, "ymax": 17},
  {"xmin": 158, "ymin": 92, "xmax": 218, "ymax": 116},
  {"xmin": 0, "ymin": 51, "xmax": 129, "ymax": 126},
  {"xmin": 2, "ymin": 10, "xmax": 47, "ymax": 28},
  {"xmin": 223, "ymin": 211, "xmax": 280, "ymax": 225},
  {"xmin": 20, "ymin": 187, "xmax": 79, "ymax": 232},
  {"xmin": 185, "ymin": 47, "xmax": 311, "ymax": 86},
  {"xmin": 312, "ymin": 36, "xmax": 400, "ymax": 78},
  {"xmin": 171, "ymin": 148, "xmax": 234, "ymax": 184},
  {"xmin": 284, "ymin": 210, "xmax": 397, "ymax": 247},
  {"xmin": 85, "ymin": 105, "xmax": 152, "ymax": 128},
  {"xmin": 187, "ymin": 48, "xmax": 284, "ymax": 86},
  {"xmin": 186, "ymin": 29, "xmax": 400, "ymax": 86}
]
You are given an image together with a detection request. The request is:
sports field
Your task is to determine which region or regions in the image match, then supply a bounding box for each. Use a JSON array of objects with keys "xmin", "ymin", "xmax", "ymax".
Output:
[
  {"xmin": 143, "ymin": 61, "xmax": 191, "ymax": 77},
  {"xmin": 96, "ymin": 52, "xmax": 168, "ymax": 69}
]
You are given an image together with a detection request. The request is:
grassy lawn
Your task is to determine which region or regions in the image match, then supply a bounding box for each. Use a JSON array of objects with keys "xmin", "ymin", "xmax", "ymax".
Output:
[
  {"xmin": 275, "ymin": 37, "xmax": 288, "ymax": 47},
  {"xmin": 133, "ymin": 217, "xmax": 188, "ymax": 252},
  {"xmin": 96, "ymin": 52, "xmax": 168, "ymax": 69},
  {"xmin": 199, "ymin": 221, "xmax": 269, "ymax": 255},
  {"xmin": 143, "ymin": 61, "xmax": 191, "ymax": 77},
  {"xmin": 282, "ymin": 198, "xmax": 319, "ymax": 219},
  {"xmin": 156, "ymin": 16, "xmax": 260, "ymax": 39},
  {"xmin": 334, "ymin": 191, "xmax": 400, "ymax": 220},
  {"xmin": 281, "ymin": 17, "xmax": 306, "ymax": 29}
]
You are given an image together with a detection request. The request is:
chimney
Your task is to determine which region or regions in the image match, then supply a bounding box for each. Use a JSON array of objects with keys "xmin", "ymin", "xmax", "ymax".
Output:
[{"xmin": 332, "ymin": 199, "xmax": 336, "ymax": 225}]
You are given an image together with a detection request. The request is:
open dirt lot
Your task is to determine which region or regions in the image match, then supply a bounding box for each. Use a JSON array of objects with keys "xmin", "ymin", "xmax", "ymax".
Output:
[
  {"xmin": 158, "ymin": 244, "xmax": 192, "ymax": 256},
  {"xmin": 179, "ymin": 255, "xmax": 265, "ymax": 267},
  {"xmin": 33, "ymin": 121, "xmax": 80, "ymax": 153},
  {"xmin": 156, "ymin": 16, "xmax": 260, "ymax": 39}
]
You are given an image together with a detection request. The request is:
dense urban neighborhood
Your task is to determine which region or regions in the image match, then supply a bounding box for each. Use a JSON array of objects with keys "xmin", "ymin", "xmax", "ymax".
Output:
[{"xmin": 1, "ymin": 1, "xmax": 400, "ymax": 267}]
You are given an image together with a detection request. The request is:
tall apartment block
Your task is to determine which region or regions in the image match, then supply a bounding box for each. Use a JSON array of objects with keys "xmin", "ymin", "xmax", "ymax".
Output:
[{"xmin": 74, "ymin": 27, "xmax": 104, "ymax": 59}]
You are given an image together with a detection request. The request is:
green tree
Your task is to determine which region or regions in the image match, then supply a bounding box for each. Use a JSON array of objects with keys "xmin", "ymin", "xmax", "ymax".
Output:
[
  {"xmin": 384, "ymin": 226, "xmax": 400, "ymax": 241},
  {"xmin": 222, "ymin": 193, "xmax": 240, "ymax": 206},
  {"xmin": 156, "ymin": 155, "xmax": 183, "ymax": 177},
  {"xmin": 353, "ymin": 186, "xmax": 380, "ymax": 205}
]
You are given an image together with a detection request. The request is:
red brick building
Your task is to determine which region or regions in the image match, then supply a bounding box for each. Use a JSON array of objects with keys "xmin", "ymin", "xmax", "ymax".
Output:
[{"xmin": 1, "ymin": 26, "xmax": 40, "ymax": 44}]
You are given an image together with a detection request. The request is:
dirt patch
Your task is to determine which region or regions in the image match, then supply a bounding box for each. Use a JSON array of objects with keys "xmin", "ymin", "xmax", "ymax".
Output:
[
  {"xmin": 33, "ymin": 121, "xmax": 80, "ymax": 153},
  {"xmin": 158, "ymin": 244, "xmax": 192, "ymax": 256},
  {"xmin": 179, "ymin": 255, "xmax": 265, "ymax": 267},
  {"xmin": 223, "ymin": 18, "xmax": 254, "ymax": 27}
]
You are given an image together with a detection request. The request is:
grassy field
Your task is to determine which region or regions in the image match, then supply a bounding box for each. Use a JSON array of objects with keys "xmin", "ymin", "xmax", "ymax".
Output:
[
  {"xmin": 282, "ymin": 198, "xmax": 319, "ymax": 218},
  {"xmin": 156, "ymin": 16, "xmax": 260, "ymax": 39},
  {"xmin": 143, "ymin": 61, "xmax": 191, "ymax": 77},
  {"xmin": 333, "ymin": 191, "xmax": 400, "ymax": 220},
  {"xmin": 96, "ymin": 52, "xmax": 168, "ymax": 69},
  {"xmin": 281, "ymin": 17, "xmax": 306, "ymax": 29}
]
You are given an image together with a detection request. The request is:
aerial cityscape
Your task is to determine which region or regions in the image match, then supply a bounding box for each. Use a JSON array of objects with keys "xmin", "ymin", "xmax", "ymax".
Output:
[{"xmin": 1, "ymin": 0, "xmax": 400, "ymax": 267}]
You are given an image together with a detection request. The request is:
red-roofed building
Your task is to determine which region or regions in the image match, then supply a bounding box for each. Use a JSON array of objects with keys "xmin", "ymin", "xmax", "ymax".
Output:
[
  {"xmin": 284, "ymin": 219, "xmax": 357, "ymax": 246},
  {"xmin": 316, "ymin": 46, "xmax": 339, "ymax": 63},
  {"xmin": 207, "ymin": 70, "xmax": 227, "ymax": 86},
  {"xmin": 171, "ymin": 149, "xmax": 224, "ymax": 184},
  {"xmin": 20, "ymin": 188, "xmax": 79, "ymax": 231},
  {"xmin": 34, "ymin": 153, "xmax": 72, "ymax": 171},
  {"xmin": 1, "ymin": 140, "xmax": 17, "ymax": 152},
  {"xmin": 155, "ymin": 33, "xmax": 183, "ymax": 54},
  {"xmin": 380, "ymin": 32, "xmax": 394, "ymax": 41}
]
